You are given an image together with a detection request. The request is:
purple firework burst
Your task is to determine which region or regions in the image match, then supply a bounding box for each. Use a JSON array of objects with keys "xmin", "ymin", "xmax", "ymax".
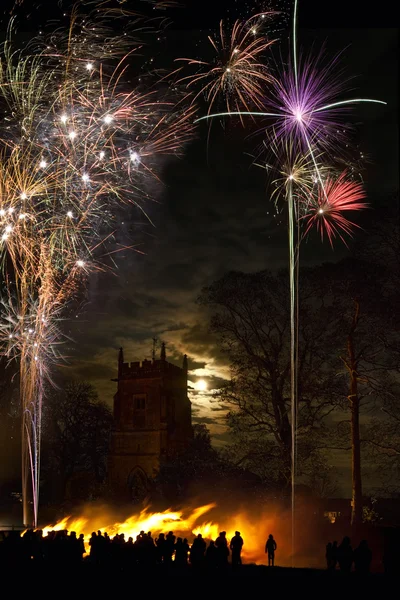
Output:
[{"xmin": 269, "ymin": 50, "xmax": 352, "ymax": 150}]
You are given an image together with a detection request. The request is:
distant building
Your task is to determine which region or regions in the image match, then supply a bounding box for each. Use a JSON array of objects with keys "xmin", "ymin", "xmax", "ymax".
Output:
[{"xmin": 107, "ymin": 343, "xmax": 192, "ymax": 501}]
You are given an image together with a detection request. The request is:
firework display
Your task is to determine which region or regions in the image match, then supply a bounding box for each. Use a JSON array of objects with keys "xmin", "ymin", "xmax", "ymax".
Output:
[
  {"xmin": 0, "ymin": 2, "xmax": 195, "ymax": 526},
  {"xmin": 181, "ymin": 0, "xmax": 386, "ymax": 560},
  {"xmin": 0, "ymin": 0, "xmax": 388, "ymax": 538}
]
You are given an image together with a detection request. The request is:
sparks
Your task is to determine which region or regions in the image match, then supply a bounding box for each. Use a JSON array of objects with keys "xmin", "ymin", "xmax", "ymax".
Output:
[
  {"xmin": 177, "ymin": 13, "xmax": 277, "ymax": 113},
  {"xmin": 130, "ymin": 151, "xmax": 140, "ymax": 164},
  {"xmin": 302, "ymin": 171, "xmax": 367, "ymax": 246}
]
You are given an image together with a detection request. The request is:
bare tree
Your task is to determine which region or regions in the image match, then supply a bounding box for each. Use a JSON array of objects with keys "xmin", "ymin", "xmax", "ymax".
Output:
[{"xmin": 199, "ymin": 269, "xmax": 339, "ymax": 490}]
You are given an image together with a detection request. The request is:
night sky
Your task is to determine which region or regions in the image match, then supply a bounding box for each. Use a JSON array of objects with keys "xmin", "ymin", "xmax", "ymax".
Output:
[{"xmin": 2, "ymin": 1, "xmax": 398, "ymax": 496}]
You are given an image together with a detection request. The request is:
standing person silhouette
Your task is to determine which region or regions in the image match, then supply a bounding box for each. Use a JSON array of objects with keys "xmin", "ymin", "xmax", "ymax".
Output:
[
  {"xmin": 265, "ymin": 534, "xmax": 277, "ymax": 566},
  {"xmin": 230, "ymin": 531, "xmax": 244, "ymax": 568}
]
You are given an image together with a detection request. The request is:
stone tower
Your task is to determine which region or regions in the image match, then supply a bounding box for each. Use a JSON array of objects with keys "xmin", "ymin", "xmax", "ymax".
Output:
[{"xmin": 108, "ymin": 344, "xmax": 192, "ymax": 500}]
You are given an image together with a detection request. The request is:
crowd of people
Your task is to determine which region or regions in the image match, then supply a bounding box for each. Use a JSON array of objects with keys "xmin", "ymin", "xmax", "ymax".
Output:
[
  {"xmin": 325, "ymin": 537, "xmax": 372, "ymax": 573},
  {"xmin": 1, "ymin": 526, "xmax": 377, "ymax": 574},
  {"xmin": 0, "ymin": 527, "xmax": 273, "ymax": 572}
]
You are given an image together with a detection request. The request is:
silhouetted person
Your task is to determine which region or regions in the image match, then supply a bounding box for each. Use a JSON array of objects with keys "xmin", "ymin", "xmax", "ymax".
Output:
[
  {"xmin": 124, "ymin": 536, "xmax": 135, "ymax": 568},
  {"xmin": 331, "ymin": 541, "xmax": 338, "ymax": 570},
  {"xmin": 190, "ymin": 534, "xmax": 206, "ymax": 568},
  {"xmin": 205, "ymin": 540, "xmax": 218, "ymax": 570},
  {"xmin": 326, "ymin": 542, "xmax": 333, "ymax": 569},
  {"xmin": 337, "ymin": 536, "xmax": 353, "ymax": 573},
  {"xmin": 165, "ymin": 531, "xmax": 176, "ymax": 564},
  {"xmin": 89, "ymin": 532, "xmax": 98, "ymax": 563},
  {"xmin": 68, "ymin": 531, "xmax": 81, "ymax": 567},
  {"xmin": 174, "ymin": 537, "xmax": 184, "ymax": 566},
  {"xmin": 230, "ymin": 531, "xmax": 244, "ymax": 568},
  {"xmin": 182, "ymin": 538, "xmax": 190, "ymax": 563},
  {"xmin": 354, "ymin": 540, "xmax": 372, "ymax": 574},
  {"xmin": 265, "ymin": 534, "xmax": 277, "ymax": 566},
  {"xmin": 155, "ymin": 533, "xmax": 166, "ymax": 564},
  {"xmin": 215, "ymin": 531, "xmax": 229, "ymax": 568},
  {"xmin": 78, "ymin": 534, "xmax": 86, "ymax": 561}
]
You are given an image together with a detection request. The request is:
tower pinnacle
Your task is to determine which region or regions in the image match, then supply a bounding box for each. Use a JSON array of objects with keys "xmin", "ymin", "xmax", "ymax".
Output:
[{"xmin": 118, "ymin": 347, "xmax": 124, "ymax": 377}]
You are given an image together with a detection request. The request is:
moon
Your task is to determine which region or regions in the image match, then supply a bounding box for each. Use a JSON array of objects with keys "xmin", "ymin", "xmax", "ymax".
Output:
[{"xmin": 196, "ymin": 379, "xmax": 207, "ymax": 391}]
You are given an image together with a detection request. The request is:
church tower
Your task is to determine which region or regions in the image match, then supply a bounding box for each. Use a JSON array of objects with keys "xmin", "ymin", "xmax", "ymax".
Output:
[{"xmin": 108, "ymin": 345, "xmax": 192, "ymax": 500}]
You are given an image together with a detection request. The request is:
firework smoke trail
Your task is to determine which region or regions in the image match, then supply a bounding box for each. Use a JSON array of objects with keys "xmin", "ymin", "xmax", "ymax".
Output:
[
  {"xmin": 185, "ymin": 0, "xmax": 386, "ymax": 564},
  {"xmin": 0, "ymin": 2, "xmax": 195, "ymax": 526}
]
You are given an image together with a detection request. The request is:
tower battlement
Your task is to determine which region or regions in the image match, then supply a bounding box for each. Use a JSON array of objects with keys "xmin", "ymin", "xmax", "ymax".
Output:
[
  {"xmin": 119, "ymin": 358, "xmax": 183, "ymax": 379},
  {"xmin": 108, "ymin": 342, "xmax": 192, "ymax": 502}
]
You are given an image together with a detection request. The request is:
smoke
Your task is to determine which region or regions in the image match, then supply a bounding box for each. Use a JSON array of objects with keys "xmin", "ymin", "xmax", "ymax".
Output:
[
  {"xmin": 34, "ymin": 485, "xmax": 388, "ymax": 572},
  {"xmin": 36, "ymin": 490, "xmax": 336, "ymax": 568}
]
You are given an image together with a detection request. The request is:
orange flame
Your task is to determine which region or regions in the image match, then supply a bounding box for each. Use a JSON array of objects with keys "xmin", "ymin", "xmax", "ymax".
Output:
[{"xmin": 37, "ymin": 502, "xmax": 325, "ymax": 568}]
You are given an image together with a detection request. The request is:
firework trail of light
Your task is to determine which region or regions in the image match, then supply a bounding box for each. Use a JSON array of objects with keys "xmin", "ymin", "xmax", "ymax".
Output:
[
  {"xmin": 0, "ymin": 2, "xmax": 195, "ymax": 527},
  {"xmin": 184, "ymin": 0, "xmax": 387, "ymax": 563}
]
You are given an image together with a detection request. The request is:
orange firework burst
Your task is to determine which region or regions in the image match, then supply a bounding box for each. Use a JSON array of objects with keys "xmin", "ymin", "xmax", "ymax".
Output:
[
  {"xmin": 176, "ymin": 13, "xmax": 278, "ymax": 114},
  {"xmin": 302, "ymin": 171, "xmax": 367, "ymax": 247}
]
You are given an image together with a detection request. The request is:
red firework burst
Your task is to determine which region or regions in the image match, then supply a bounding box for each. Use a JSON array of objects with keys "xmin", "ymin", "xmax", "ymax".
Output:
[{"xmin": 302, "ymin": 171, "xmax": 367, "ymax": 247}]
